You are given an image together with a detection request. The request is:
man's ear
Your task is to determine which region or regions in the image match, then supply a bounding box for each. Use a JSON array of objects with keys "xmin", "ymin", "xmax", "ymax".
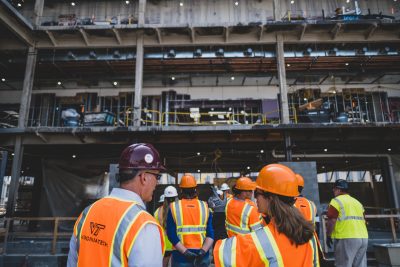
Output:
[{"xmin": 139, "ymin": 172, "xmax": 147, "ymax": 185}]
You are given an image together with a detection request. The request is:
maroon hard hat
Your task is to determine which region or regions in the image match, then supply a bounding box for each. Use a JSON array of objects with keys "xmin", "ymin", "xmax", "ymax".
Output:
[{"xmin": 119, "ymin": 143, "xmax": 166, "ymax": 173}]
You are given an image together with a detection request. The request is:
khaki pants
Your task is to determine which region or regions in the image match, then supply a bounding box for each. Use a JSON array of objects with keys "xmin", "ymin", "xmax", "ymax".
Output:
[{"xmin": 334, "ymin": 238, "xmax": 368, "ymax": 267}]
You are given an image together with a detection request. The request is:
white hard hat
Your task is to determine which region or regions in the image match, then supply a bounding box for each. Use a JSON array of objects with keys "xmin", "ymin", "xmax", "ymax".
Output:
[
  {"xmin": 158, "ymin": 194, "xmax": 165, "ymax": 203},
  {"xmin": 217, "ymin": 190, "xmax": 223, "ymax": 196},
  {"xmin": 164, "ymin": 186, "xmax": 178, "ymax": 198},
  {"xmin": 220, "ymin": 183, "xmax": 230, "ymax": 191}
]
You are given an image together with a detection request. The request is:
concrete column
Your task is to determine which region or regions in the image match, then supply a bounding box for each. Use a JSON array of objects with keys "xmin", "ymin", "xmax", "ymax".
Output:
[
  {"xmin": 284, "ymin": 132, "xmax": 292, "ymax": 161},
  {"xmin": 0, "ymin": 151, "xmax": 8, "ymax": 204},
  {"xmin": 133, "ymin": 33, "xmax": 144, "ymax": 127},
  {"xmin": 6, "ymin": 46, "xmax": 37, "ymax": 216},
  {"xmin": 138, "ymin": 0, "xmax": 146, "ymax": 27},
  {"xmin": 34, "ymin": 0, "xmax": 45, "ymax": 27},
  {"xmin": 273, "ymin": 0, "xmax": 281, "ymax": 21},
  {"xmin": 276, "ymin": 34, "xmax": 290, "ymax": 124}
]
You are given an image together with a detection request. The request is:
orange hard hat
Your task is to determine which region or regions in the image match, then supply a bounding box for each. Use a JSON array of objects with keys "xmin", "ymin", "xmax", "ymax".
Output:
[
  {"xmin": 235, "ymin": 177, "xmax": 256, "ymax": 191},
  {"xmin": 256, "ymin": 164, "xmax": 298, "ymax": 197},
  {"xmin": 296, "ymin": 174, "xmax": 304, "ymax": 187},
  {"xmin": 180, "ymin": 173, "xmax": 197, "ymax": 188}
]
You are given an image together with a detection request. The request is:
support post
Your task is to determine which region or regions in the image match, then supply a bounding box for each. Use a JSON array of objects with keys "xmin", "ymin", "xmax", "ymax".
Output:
[
  {"xmin": 276, "ymin": 34, "xmax": 290, "ymax": 124},
  {"xmin": 33, "ymin": 0, "xmax": 45, "ymax": 27},
  {"xmin": 7, "ymin": 46, "xmax": 37, "ymax": 216},
  {"xmin": 284, "ymin": 132, "xmax": 292, "ymax": 161},
  {"xmin": 133, "ymin": 33, "xmax": 144, "ymax": 127},
  {"xmin": 138, "ymin": 0, "xmax": 146, "ymax": 27},
  {"xmin": 0, "ymin": 151, "xmax": 8, "ymax": 205},
  {"xmin": 273, "ymin": 0, "xmax": 281, "ymax": 21}
]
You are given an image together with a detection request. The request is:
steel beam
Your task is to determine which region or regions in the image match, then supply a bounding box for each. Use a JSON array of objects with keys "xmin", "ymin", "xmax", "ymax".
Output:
[
  {"xmin": 112, "ymin": 28, "xmax": 122, "ymax": 45},
  {"xmin": 0, "ymin": 4, "xmax": 34, "ymax": 46},
  {"xmin": 45, "ymin": 30, "xmax": 57, "ymax": 46},
  {"xmin": 365, "ymin": 22, "xmax": 378, "ymax": 40},
  {"xmin": 133, "ymin": 32, "xmax": 144, "ymax": 127}
]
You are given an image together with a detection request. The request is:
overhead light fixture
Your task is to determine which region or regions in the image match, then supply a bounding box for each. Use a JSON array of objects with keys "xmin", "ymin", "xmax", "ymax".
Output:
[
  {"xmin": 72, "ymin": 154, "xmax": 76, "ymax": 158},
  {"xmin": 12, "ymin": 153, "xmax": 15, "ymax": 156},
  {"xmin": 57, "ymin": 81, "xmax": 62, "ymax": 85},
  {"xmin": 234, "ymin": 1, "xmax": 239, "ymax": 6},
  {"xmin": 345, "ymin": 63, "xmax": 349, "ymax": 66},
  {"xmin": 197, "ymin": 152, "xmax": 201, "ymax": 156},
  {"xmin": 296, "ymin": 157, "xmax": 300, "ymax": 160},
  {"xmin": 113, "ymin": 81, "xmax": 118, "ymax": 86},
  {"xmin": 105, "ymin": 171, "xmax": 108, "ymax": 174},
  {"xmin": 260, "ymin": 149, "xmax": 264, "ymax": 153},
  {"xmin": 71, "ymin": 2, "xmax": 76, "ymax": 6},
  {"xmin": 197, "ymin": 169, "xmax": 201, "ymax": 173},
  {"xmin": 321, "ymin": 166, "xmax": 325, "ymax": 169},
  {"xmin": 89, "ymin": 51, "xmax": 97, "ymax": 59},
  {"xmin": 230, "ymin": 76, "xmax": 235, "ymax": 81},
  {"xmin": 168, "ymin": 49, "xmax": 176, "ymax": 58},
  {"xmin": 290, "ymin": 0, "xmax": 295, "ymax": 4},
  {"xmin": 1, "ymin": 78, "xmax": 5, "ymax": 82},
  {"xmin": 286, "ymin": 64, "xmax": 291, "ymax": 67},
  {"xmin": 179, "ymin": 2, "xmax": 183, "ymax": 6},
  {"xmin": 244, "ymin": 48, "xmax": 253, "ymax": 56},
  {"xmin": 194, "ymin": 48, "xmax": 202, "ymax": 57},
  {"xmin": 171, "ymin": 76, "xmax": 176, "ymax": 81},
  {"xmin": 346, "ymin": 0, "xmax": 350, "ymax": 3},
  {"xmin": 113, "ymin": 50, "xmax": 121, "ymax": 58},
  {"xmin": 345, "ymin": 160, "xmax": 349, "ymax": 164},
  {"xmin": 303, "ymin": 98, "xmax": 307, "ymax": 101},
  {"xmin": 324, "ymin": 148, "xmax": 328, "ymax": 152},
  {"xmin": 388, "ymin": 148, "xmax": 392, "ymax": 152},
  {"xmin": 215, "ymin": 48, "xmax": 224, "ymax": 57},
  {"xmin": 125, "ymin": 0, "xmax": 130, "ymax": 4},
  {"xmin": 246, "ymin": 166, "xmax": 251, "ymax": 170},
  {"xmin": 17, "ymin": 3, "xmax": 22, "ymax": 7}
]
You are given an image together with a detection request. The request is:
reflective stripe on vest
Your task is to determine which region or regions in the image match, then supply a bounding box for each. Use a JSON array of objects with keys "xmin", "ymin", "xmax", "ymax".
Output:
[
  {"xmin": 240, "ymin": 203, "xmax": 252, "ymax": 229},
  {"xmin": 251, "ymin": 227, "xmax": 284, "ymax": 267},
  {"xmin": 226, "ymin": 221, "xmax": 250, "ymax": 235},
  {"xmin": 333, "ymin": 198, "xmax": 364, "ymax": 221},
  {"xmin": 76, "ymin": 204, "xmax": 94, "ymax": 252},
  {"xmin": 226, "ymin": 198, "xmax": 262, "ymax": 236},
  {"xmin": 218, "ymin": 235, "xmax": 237, "ymax": 267},
  {"xmin": 109, "ymin": 203, "xmax": 145, "ymax": 266}
]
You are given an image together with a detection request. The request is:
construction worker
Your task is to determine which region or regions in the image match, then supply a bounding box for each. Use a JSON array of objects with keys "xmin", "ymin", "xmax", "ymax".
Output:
[
  {"xmin": 220, "ymin": 182, "xmax": 232, "ymax": 199},
  {"xmin": 166, "ymin": 173, "xmax": 214, "ymax": 267},
  {"xmin": 225, "ymin": 177, "xmax": 263, "ymax": 237},
  {"xmin": 214, "ymin": 164, "xmax": 315, "ymax": 266},
  {"xmin": 326, "ymin": 179, "xmax": 368, "ymax": 267},
  {"xmin": 158, "ymin": 194, "xmax": 165, "ymax": 205},
  {"xmin": 208, "ymin": 186, "xmax": 228, "ymax": 241},
  {"xmin": 67, "ymin": 143, "xmax": 166, "ymax": 266},
  {"xmin": 154, "ymin": 186, "xmax": 178, "ymax": 267},
  {"xmin": 294, "ymin": 173, "xmax": 321, "ymax": 267}
]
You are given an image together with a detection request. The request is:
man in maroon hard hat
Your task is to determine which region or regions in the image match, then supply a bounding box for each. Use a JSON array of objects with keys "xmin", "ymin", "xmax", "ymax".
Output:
[{"xmin": 67, "ymin": 143, "xmax": 166, "ymax": 267}]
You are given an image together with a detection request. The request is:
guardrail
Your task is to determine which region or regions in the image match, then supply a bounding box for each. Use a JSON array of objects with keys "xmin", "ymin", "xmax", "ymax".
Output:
[{"xmin": 0, "ymin": 217, "xmax": 77, "ymax": 255}]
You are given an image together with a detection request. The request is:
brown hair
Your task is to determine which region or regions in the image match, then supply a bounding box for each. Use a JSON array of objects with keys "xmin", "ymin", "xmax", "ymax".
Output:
[
  {"xmin": 160, "ymin": 197, "xmax": 176, "ymax": 229},
  {"xmin": 266, "ymin": 194, "xmax": 314, "ymax": 245}
]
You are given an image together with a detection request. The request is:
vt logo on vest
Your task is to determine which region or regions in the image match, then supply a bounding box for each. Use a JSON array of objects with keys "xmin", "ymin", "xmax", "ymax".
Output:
[{"xmin": 90, "ymin": 222, "xmax": 106, "ymax": 236}]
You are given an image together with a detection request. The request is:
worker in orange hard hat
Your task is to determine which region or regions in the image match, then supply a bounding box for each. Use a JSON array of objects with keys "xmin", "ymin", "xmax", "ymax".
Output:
[
  {"xmin": 225, "ymin": 177, "xmax": 263, "ymax": 237},
  {"xmin": 166, "ymin": 173, "xmax": 214, "ymax": 266},
  {"xmin": 294, "ymin": 173, "xmax": 322, "ymax": 267},
  {"xmin": 214, "ymin": 164, "xmax": 315, "ymax": 267}
]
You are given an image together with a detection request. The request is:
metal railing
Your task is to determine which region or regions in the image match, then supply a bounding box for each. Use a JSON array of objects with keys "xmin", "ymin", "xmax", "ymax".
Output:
[{"xmin": 0, "ymin": 217, "xmax": 77, "ymax": 255}]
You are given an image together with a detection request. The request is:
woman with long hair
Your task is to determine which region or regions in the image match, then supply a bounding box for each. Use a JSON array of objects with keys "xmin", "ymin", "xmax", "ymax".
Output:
[
  {"xmin": 214, "ymin": 164, "xmax": 317, "ymax": 267},
  {"xmin": 154, "ymin": 186, "xmax": 178, "ymax": 267}
]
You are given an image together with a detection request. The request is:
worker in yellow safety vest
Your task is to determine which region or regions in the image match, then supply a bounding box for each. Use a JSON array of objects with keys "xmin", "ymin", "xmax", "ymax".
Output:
[
  {"xmin": 154, "ymin": 186, "xmax": 178, "ymax": 267},
  {"xmin": 225, "ymin": 177, "xmax": 263, "ymax": 237},
  {"xmin": 326, "ymin": 179, "xmax": 368, "ymax": 267},
  {"xmin": 166, "ymin": 173, "xmax": 214, "ymax": 267},
  {"xmin": 294, "ymin": 173, "xmax": 321, "ymax": 267},
  {"xmin": 67, "ymin": 143, "xmax": 166, "ymax": 266},
  {"xmin": 214, "ymin": 164, "xmax": 315, "ymax": 267}
]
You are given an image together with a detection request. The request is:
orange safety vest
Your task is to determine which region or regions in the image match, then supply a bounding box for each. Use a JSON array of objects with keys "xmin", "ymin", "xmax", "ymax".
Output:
[
  {"xmin": 74, "ymin": 197, "xmax": 165, "ymax": 266},
  {"xmin": 294, "ymin": 197, "xmax": 317, "ymax": 224},
  {"xmin": 225, "ymin": 197, "xmax": 264, "ymax": 237},
  {"xmin": 170, "ymin": 198, "xmax": 209, "ymax": 249},
  {"xmin": 214, "ymin": 223, "xmax": 314, "ymax": 267},
  {"xmin": 294, "ymin": 197, "xmax": 321, "ymax": 267}
]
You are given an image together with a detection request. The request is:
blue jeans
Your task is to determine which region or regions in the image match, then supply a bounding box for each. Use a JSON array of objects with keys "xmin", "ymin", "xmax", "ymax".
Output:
[{"xmin": 171, "ymin": 251, "xmax": 210, "ymax": 267}]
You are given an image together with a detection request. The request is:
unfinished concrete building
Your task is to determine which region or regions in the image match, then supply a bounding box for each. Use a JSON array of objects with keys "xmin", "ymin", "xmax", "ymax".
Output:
[{"xmin": 0, "ymin": 0, "xmax": 400, "ymax": 265}]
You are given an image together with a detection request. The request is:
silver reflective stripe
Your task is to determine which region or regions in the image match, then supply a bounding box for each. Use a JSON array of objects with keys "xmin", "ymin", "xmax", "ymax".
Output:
[
  {"xmin": 222, "ymin": 237, "xmax": 235, "ymax": 266},
  {"xmin": 241, "ymin": 204, "xmax": 252, "ymax": 229},
  {"xmin": 226, "ymin": 222, "xmax": 251, "ymax": 234},
  {"xmin": 111, "ymin": 204, "xmax": 144, "ymax": 266},
  {"xmin": 76, "ymin": 205, "xmax": 92, "ymax": 251},
  {"xmin": 334, "ymin": 197, "xmax": 364, "ymax": 222},
  {"xmin": 254, "ymin": 228, "xmax": 280, "ymax": 267},
  {"xmin": 174, "ymin": 201, "xmax": 182, "ymax": 225},
  {"xmin": 199, "ymin": 200, "xmax": 207, "ymax": 225},
  {"xmin": 310, "ymin": 235, "xmax": 318, "ymax": 267},
  {"xmin": 250, "ymin": 222, "xmax": 264, "ymax": 231},
  {"xmin": 177, "ymin": 226, "xmax": 206, "ymax": 233}
]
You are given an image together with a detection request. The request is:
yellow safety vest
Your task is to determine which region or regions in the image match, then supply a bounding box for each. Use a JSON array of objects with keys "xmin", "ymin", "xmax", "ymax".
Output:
[
  {"xmin": 154, "ymin": 206, "xmax": 173, "ymax": 251},
  {"xmin": 330, "ymin": 194, "xmax": 368, "ymax": 239}
]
